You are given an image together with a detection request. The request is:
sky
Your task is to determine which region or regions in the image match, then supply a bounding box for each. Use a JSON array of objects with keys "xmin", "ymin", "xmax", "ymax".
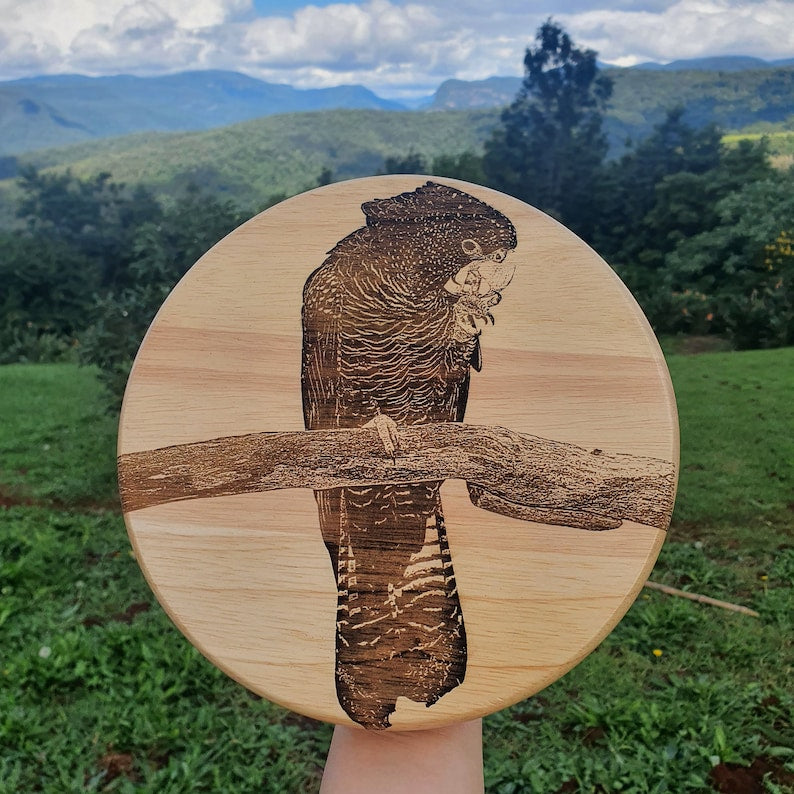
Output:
[{"xmin": 0, "ymin": 0, "xmax": 792, "ymax": 98}]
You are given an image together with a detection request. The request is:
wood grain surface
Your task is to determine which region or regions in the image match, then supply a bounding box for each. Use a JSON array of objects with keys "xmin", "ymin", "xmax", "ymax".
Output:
[{"xmin": 118, "ymin": 175, "xmax": 678, "ymax": 730}]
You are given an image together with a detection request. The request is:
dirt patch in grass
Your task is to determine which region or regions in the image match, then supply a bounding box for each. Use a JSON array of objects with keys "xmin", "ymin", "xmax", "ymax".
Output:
[
  {"xmin": 0, "ymin": 485, "xmax": 37, "ymax": 508},
  {"xmin": 95, "ymin": 751, "xmax": 139, "ymax": 785},
  {"xmin": 555, "ymin": 781, "xmax": 578, "ymax": 793},
  {"xmin": 582, "ymin": 726, "xmax": 606, "ymax": 746},
  {"xmin": 0, "ymin": 483, "xmax": 117, "ymax": 512},
  {"xmin": 668, "ymin": 519, "xmax": 792, "ymax": 555},
  {"xmin": 661, "ymin": 335, "xmax": 734, "ymax": 355},
  {"xmin": 555, "ymin": 782, "xmax": 609, "ymax": 794},
  {"xmin": 710, "ymin": 757, "xmax": 794, "ymax": 793},
  {"xmin": 84, "ymin": 549, "xmax": 125, "ymax": 566},
  {"xmin": 282, "ymin": 712, "xmax": 325, "ymax": 732},
  {"xmin": 82, "ymin": 602, "xmax": 150, "ymax": 628}
]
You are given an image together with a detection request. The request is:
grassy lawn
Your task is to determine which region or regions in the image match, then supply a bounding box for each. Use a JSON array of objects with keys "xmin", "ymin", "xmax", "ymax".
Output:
[{"xmin": 1, "ymin": 355, "xmax": 792, "ymax": 793}]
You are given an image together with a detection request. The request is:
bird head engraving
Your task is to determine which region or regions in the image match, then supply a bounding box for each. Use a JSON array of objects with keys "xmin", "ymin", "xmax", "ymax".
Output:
[{"xmin": 361, "ymin": 181, "xmax": 518, "ymax": 298}]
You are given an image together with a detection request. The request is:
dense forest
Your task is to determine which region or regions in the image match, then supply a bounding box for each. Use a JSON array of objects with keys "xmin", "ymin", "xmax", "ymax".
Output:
[
  {"xmin": 0, "ymin": 108, "xmax": 502, "ymax": 218},
  {"xmin": 2, "ymin": 22, "xmax": 792, "ymax": 408}
]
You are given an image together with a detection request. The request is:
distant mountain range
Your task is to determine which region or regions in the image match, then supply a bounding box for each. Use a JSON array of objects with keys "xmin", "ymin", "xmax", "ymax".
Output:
[
  {"xmin": 428, "ymin": 56, "xmax": 794, "ymax": 111},
  {"xmin": 0, "ymin": 70, "xmax": 401, "ymax": 155},
  {"xmin": 628, "ymin": 55, "xmax": 794, "ymax": 72},
  {"xmin": 430, "ymin": 63, "xmax": 794, "ymax": 147},
  {"xmin": 0, "ymin": 55, "xmax": 793, "ymax": 160}
]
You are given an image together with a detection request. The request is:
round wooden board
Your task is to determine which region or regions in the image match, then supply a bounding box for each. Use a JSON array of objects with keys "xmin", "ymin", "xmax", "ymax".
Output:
[{"xmin": 118, "ymin": 175, "xmax": 678, "ymax": 731}]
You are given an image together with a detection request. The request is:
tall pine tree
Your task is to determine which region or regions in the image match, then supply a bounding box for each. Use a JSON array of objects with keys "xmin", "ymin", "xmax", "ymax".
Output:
[{"xmin": 483, "ymin": 20, "xmax": 612, "ymax": 239}]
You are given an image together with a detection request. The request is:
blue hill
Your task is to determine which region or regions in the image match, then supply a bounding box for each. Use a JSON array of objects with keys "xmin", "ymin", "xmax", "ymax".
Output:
[{"xmin": 0, "ymin": 70, "xmax": 404, "ymax": 155}]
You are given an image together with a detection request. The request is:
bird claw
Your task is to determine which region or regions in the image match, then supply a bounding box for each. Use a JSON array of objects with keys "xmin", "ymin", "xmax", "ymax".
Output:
[
  {"xmin": 452, "ymin": 290, "xmax": 501, "ymax": 340},
  {"xmin": 364, "ymin": 414, "xmax": 400, "ymax": 459}
]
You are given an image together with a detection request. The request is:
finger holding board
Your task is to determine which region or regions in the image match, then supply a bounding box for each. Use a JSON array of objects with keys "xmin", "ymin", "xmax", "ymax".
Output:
[{"xmin": 118, "ymin": 176, "xmax": 678, "ymax": 731}]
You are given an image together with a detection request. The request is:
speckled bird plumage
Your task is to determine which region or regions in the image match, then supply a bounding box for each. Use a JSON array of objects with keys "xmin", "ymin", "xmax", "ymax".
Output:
[{"xmin": 301, "ymin": 181, "xmax": 517, "ymax": 729}]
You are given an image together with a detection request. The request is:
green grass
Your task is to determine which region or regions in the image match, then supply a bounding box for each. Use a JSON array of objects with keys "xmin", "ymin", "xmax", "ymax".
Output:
[
  {"xmin": 668, "ymin": 348, "xmax": 794, "ymax": 544},
  {"xmin": 0, "ymin": 364, "xmax": 118, "ymax": 507},
  {"xmin": 1, "ymin": 355, "xmax": 792, "ymax": 792},
  {"xmin": 0, "ymin": 364, "xmax": 332, "ymax": 792}
]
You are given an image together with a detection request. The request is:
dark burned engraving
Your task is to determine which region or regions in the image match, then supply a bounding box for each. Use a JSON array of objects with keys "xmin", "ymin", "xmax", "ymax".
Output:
[
  {"xmin": 117, "ymin": 180, "xmax": 678, "ymax": 733},
  {"xmin": 118, "ymin": 423, "xmax": 676, "ymax": 525},
  {"xmin": 300, "ymin": 182, "xmax": 518, "ymax": 729}
]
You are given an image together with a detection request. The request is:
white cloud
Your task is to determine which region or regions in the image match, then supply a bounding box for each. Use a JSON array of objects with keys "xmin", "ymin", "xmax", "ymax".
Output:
[
  {"xmin": 566, "ymin": 0, "xmax": 794, "ymax": 65},
  {"xmin": 226, "ymin": 0, "xmax": 535, "ymax": 91},
  {"xmin": 237, "ymin": 1, "xmax": 441, "ymax": 68},
  {"xmin": 0, "ymin": 0, "xmax": 249, "ymax": 76},
  {"xmin": 0, "ymin": 0, "xmax": 792, "ymax": 93},
  {"xmin": 0, "ymin": 28, "xmax": 60, "ymax": 75}
]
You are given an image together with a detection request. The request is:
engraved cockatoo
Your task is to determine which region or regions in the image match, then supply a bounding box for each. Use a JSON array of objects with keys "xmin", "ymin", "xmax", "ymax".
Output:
[{"xmin": 301, "ymin": 181, "xmax": 517, "ymax": 729}]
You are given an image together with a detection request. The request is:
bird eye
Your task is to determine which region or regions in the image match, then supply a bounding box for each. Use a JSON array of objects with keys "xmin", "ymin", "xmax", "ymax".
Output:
[
  {"xmin": 489, "ymin": 249, "xmax": 506, "ymax": 263},
  {"xmin": 461, "ymin": 238, "xmax": 483, "ymax": 258}
]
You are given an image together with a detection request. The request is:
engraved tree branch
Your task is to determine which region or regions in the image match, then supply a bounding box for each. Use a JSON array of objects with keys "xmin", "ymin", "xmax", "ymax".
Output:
[{"xmin": 118, "ymin": 423, "xmax": 675, "ymax": 531}]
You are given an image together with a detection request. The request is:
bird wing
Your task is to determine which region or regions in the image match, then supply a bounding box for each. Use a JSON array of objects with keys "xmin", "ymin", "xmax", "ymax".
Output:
[
  {"xmin": 301, "ymin": 260, "xmax": 343, "ymax": 432},
  {"xmin": 301, "ymin": 259, "xmax": 347, "ymax": 575}
]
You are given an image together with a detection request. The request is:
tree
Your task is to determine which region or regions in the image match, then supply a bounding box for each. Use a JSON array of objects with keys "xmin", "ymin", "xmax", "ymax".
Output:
[
  {"xmin": 591, "ymin": 114, "xmax": 775, "ymax": 341},
  {"xmin": 0, "ymin": 233, "xmax": 99, "ymax": 363},
  {"xmin": 2, "ymin": 167, "xmax": 257, "ymax": 382},
  {"xmin": 379, "ymin": 150, "xmax": 486, "ymax": 185},
  {"xmin": 665, "ymin": 169, "xmax": 794, "ymax": 348},
  {"xmin": 593, "ymin": 108, "xmax": 726, "ymax": 269},
  {"xmin": 378, "ymin": 150, "xmax": 428, "ymax": 175},
  {"xmin": 482, "ymin": 20, "xmax": 612, "ymax": 238},
  {"xmin": 317, "ymin": 166, "xmax": 334, "ymax": 186},
  {"xmin": 1, "ymin": 168, "xmax": 164, "ymax": 363},
  {"xmin": 431, "ymin": 151, "xmax": 486, "ymax": 185},
  {"xmin": 15, "ymin": 166, "xmax": 163, "ymax": 289},
  {"xmin": 78, "ymin": 185, "xmax": 246, "ymax": 404}
]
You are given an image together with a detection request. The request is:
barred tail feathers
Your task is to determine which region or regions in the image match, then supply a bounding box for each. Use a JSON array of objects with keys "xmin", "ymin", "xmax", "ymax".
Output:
[{"xmin": 332, "ymin": 482, "xmax": 466, "ymax": 729}]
